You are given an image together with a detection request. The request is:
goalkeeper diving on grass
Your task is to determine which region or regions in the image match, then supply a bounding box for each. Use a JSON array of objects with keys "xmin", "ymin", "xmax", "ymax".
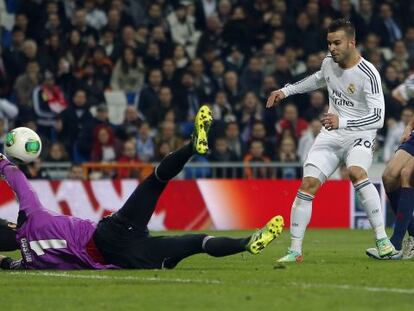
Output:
[{"xmin": 0, "ymin": 106, "xmax": 283, "ymax": 270}]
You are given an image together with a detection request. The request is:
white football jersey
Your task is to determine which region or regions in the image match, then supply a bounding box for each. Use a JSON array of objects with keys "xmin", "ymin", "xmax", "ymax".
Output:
[{"xmin": 281, "ymin": 55, "xmax": 385, "ymax": 137}]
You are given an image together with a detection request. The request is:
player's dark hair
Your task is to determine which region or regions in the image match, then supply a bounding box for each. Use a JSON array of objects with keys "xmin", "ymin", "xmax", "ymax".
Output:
[{"xmin": 327, "ymin": 19, "xmax": 356, "ymax": 39}]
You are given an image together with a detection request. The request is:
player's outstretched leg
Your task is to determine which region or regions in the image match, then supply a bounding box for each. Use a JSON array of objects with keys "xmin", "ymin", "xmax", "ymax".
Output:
[
  {"xmin": 114, "ymin": 105, "xmax": 213, "ymax": 229},
  {"xmin": 144, "ymin": 216, "xmax": 284, "ymax": 269}
]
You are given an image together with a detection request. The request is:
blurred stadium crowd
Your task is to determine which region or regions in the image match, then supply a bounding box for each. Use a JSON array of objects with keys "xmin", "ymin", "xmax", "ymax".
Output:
[{"xmin": 0, "ymin": 0, "xmax": 414, "ymax": 179}]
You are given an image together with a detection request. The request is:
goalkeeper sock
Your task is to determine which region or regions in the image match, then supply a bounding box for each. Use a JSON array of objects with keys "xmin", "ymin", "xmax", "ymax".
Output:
[
  {"xmin": 290, "ymin": 191, "xmax": 313, "ymax": 254},
  {"xmin": 355, "ymin": 179, "xmax": 387, "ymax": 240},
  {"xmin": 202, "ymin": 236, "xmax": 249, "ymax": 257},
  {"xmin": 391, "ymin": 188, "xmax": 414, "ymax": 250}
]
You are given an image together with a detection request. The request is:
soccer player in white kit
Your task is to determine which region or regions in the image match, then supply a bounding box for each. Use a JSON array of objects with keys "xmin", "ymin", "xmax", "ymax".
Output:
[{"xmin": 266, "ymin": 19, "xmax": 396, "ymax": 262}]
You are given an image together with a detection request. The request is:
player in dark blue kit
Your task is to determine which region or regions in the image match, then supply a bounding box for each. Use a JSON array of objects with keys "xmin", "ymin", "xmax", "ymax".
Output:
[
  {"xmin": 0, "ymin": 106, "xmax": 284, "ymax": 270},
  {"xmin": 367, "ymin": 113, "xmax": 414, "ymax": 260}
]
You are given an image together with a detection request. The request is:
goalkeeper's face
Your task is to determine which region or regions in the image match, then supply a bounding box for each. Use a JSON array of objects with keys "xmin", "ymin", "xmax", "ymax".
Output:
[{"xmin": 327, "ymin": 30, "xmax": 355, "ymax": 64}]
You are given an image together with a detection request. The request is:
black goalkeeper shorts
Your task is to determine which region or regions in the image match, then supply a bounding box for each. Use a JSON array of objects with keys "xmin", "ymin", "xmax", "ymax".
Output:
[{"xmin": 93, "ymin": 214, "xmax": 206, "ymax": 269}]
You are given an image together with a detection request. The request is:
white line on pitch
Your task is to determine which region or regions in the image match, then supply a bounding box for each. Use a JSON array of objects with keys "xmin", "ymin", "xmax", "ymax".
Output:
[
  {"xmin": 291, "ymin": 282, "xmax": 414, "ymax": 295},
  {"xmin": 9, "ymin": 271, "xmax": 221, "ymax": 285},
  {"xmin": 8, "ymin": 272, "xmax": 414, "ymax": 294}
]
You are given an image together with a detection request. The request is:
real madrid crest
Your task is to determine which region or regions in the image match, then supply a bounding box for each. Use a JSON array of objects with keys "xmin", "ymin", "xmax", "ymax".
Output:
[{"xmin": 347, "ymin": 83, "xmax": 355, "ymax": 94}]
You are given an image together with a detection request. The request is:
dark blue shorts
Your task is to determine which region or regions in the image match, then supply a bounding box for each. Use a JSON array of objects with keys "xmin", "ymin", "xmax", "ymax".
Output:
[{"xmin": 398, "ymin": 133, "xmax": 414, "ymax": 156}]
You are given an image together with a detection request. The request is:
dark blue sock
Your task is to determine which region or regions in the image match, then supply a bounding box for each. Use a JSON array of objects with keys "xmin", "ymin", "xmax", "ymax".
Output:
[
  {"xmin": 390, "ymin": 188, "xmax": 414, "ymax": 250},
  {"xmin": 387, "ymin": 188, "xmax": 414, "ymax": 237},
  {"xmin": 386, "ymin": 189, "xmax": 400, "ymax": 214}
]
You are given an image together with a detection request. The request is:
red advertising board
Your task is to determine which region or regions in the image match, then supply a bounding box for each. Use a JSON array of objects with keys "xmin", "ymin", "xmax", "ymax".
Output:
[{"xmin": 0, "ymin": 179, "xmax": 351, "ymax": 230}]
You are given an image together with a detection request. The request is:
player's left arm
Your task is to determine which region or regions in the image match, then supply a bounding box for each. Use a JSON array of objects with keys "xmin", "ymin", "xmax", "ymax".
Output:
[
  {"xmin": 0, "ymin": 255, "xmax": 23, "ymax": 270},
  {"xmin": 329, "ymin": 69, "xmax": 384, "ymax": 131},
  {"xmin": 0, "ymin": 154, "xmax": 44, "ymax": 216}
]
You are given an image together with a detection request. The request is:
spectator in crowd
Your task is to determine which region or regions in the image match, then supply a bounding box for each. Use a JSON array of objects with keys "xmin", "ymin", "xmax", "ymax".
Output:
[
  {"xmin": 64, "ymin": 29, "xmax": 89, "ymax": 74},
  {"xmin": 45, "ymin": 142, "xmax": 70, "ymax": 162},
  {"xmin": 196, "ymin": 14, "xmax": 223, "ymax": 58},
  {"xmin": 14, "ymin": 63, "xmax": 41, "ymax": 108},
  {"xmin": 153, "ymin": 140, "xmax": 172, "ymax": 162},
  {"xmin": 135, "ymin": 121, "xmax": 155, "ymax": 163},
  {"xmin": 224, "ymin": 46, "xmax": 245, "ymax": 74},
  {"xmin": 117, "ymin": 140, "xmax": 142, "ymax": 179},
  {"xmin": 118, "ymin": 106, "xmax": 144, "ymax": 141},
  {"xmin": 161, "ymin": 58, "xmax": 180, "ymax": 90},
  {"xmin": 248, "ymin": 120, "xmax": 275, "ymax": 158},
  {"xmin": 32, "ymin": 70, "xmax": 68, "ymax": 138},
  {"xmin": 58, "ymin": 89, "xmax": 95, "ymax": 161},
  {"xmin": 91, "ymin": 124, "xmax": 122, "ymax": 162},
  {"xmin": 138, "ymin": 68, "xmax": 163, "ymax": 123},
  {"xmin": 276, "ymin": 103, "xmax": 309, "ymax": 140},
  {"xmin": 209, "ymin": 136, "xmax": 240, "ymax": 178},
  {"xmin": 240, "ymin": 56, "xmax": 264, "ymax": 96},
  {"xmin": 172, "ymin": 44, "xmax": 190, "ymax": 69},
  {"xmin": 84, "ymin": 0, "xmax": 107, "ymax": 31},
  {"xmin": 224, "ymin": 121, "xmax": 245, "ymax": 159},
  {"xmin": 147, "ymin": 86, "xmax": 175, "ymax": 127},
  {"xmin": 261, "ymin": 42, "xmax": 277, "ymax": 76},
  {"xmin": 243, "ymin": 140, "xmax": 272, "ymax": 179},
  {"xmin": 236, "ymin": 92, "xmax": 264, "ymax": 142},
  {"xmin": 297, "ymin": 118, "xmax": 322, "ymax": 164},
  {"xmin": 174, "ymin": 71, "xmax": 202, "ymax": 122},
  {"xmin": 155, "ymin": 120, "xmax": 184, "ymax": 151},
  {"xmin": 372, "ymin": 2, "xmax": 403, "ymax": 48},
  {"xmin": 303, "ymin": 90, "xmax": 327, "ymax": 121},
  {"xmin": 212, "ymin": 90, "xmax": 232, "ymax": 123},
  {"xmin": 110, "ymin": 46, "xmax": 145, "ymax": 96},
  {"xmin": 275, "ymin": 135, "xmax": 301, "ymax": 179},
  {"xmin": 3, "ymin": 27, "xmax": 26, "ymax": 83},
  {"xmin": 223, "ymin": 70, "xmax": 242, "ymax": 107},
  {"xmin": 209, "ymin": 59, "xmax": 226, "ymax": 93},
  {"xmin": 68, "ymin": 164, "xmax": 86, "ymax": 180},
  {"xmin": 190, "ymin": 58, "xmax": 214, "ymax": 102},
  {"xmin": 167, "ymin": 3, "xmax": 201, "ymax": 59}
]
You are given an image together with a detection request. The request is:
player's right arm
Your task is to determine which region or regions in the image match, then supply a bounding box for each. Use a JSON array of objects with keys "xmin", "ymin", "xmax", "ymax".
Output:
[
  {"xmin": 266, "ymin": 70, "xmax": 326, "ymax": 108},
  {"xmin": 0, "ymin": 154, "xmax": 44, "ymax": 216}
]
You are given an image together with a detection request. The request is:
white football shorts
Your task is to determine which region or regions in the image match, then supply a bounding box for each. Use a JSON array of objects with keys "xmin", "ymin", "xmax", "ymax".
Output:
[{"xmin": 303, "ymin": 129, "xmax": 375, "ymax": 179}]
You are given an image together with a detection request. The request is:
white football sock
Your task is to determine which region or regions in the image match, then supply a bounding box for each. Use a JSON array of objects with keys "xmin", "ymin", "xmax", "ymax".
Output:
[
  {"xmin": 290, "ymin": 191, "xmax": 314, "ymax": 254},
  {"xmin": 355, "ymin": 179, "xmax": 387, "ymax": 240}
]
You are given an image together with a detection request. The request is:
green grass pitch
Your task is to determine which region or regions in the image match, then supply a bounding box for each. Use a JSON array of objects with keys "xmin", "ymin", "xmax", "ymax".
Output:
[{"xmin": 1, "ymin": 229, "xmax": 414, "ymax": 311}]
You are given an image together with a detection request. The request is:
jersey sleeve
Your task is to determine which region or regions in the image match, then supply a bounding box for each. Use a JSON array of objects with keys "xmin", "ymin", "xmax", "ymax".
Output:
[
  {"xmin": 0, "ymin": 159, "xmax": 44, "ymax": 216},
  {"xmin": 280, "ymin": 58, "xmax": 328, "ymax": 97},
  {"xmin": 338, "ymin": 65, "xmax": 385, "ymax": 131}
]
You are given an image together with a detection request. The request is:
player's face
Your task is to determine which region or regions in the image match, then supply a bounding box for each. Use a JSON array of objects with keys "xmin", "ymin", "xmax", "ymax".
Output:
[{"xmin": 327, "ymin": 30, "xmax": 355, "ymax": 64}]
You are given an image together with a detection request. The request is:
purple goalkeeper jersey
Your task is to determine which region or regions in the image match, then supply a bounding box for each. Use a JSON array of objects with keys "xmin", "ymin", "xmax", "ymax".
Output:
[{"xmin": 0, "ymin": 159, "xmax": 119, "ymax": 270}]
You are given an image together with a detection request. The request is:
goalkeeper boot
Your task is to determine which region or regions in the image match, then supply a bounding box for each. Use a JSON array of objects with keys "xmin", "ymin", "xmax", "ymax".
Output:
[
  {"xmin": 402, "ymin": 236, "xmax": 414, "ymax": 260},
  {"xmin": 376, "ymin": 237, "xmax": 394, "ymax": 257},
  {"xmin": 276, "ymin": 249, "xmax": 303, "ymax": 263},
  {"xmin": 366, "ymin": 247, "xmax": 402, "ymax": 260},
  {"xmin": 246, "ymin": 215, "xmax": 284, "ymax": 255},
  {"xmin": 192, "ymin": 105, "xmax": 213, "ymax": 155}
]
